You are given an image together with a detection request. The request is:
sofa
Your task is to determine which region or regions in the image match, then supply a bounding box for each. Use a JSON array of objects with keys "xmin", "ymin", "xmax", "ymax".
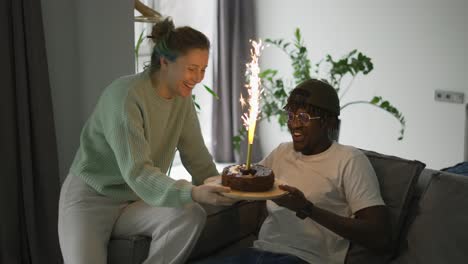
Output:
[{"xmin": 108, "ymin": 150, "xmax": 468, "ymax": 264}]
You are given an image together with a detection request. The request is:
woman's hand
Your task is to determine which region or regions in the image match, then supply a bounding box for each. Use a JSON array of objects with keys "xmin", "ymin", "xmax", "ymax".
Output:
[
  {"xmin": 191, "ymin": 184, "xmax": 237, "ymax": 206},
  {"xmin": 272, "ymin": 184, "xmax": 310, "ymax": 212}
]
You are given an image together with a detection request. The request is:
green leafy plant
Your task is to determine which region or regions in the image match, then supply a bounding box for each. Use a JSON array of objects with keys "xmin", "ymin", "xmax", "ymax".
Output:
[
  {"xmin": 192, "ymin": 84, "xmax": 219, "ymax": 111},
  {"xmin": 135, "ymin": 29, "xmax": 146, "ymax": 73},
  {"xmin": 233, "ymin": 28, "xmax": 406, "ymax": 152}
]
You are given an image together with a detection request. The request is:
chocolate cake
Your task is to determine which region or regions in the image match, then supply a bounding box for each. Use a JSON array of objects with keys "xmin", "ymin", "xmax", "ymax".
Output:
[{"xmin": 221, "ymin": 164, "xmax": 274, "ymax": 192}]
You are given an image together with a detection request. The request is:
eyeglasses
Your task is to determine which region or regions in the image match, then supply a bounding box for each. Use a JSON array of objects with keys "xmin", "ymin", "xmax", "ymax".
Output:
[{"xmin": 287, "ymin": 111, "xmax": 320, "ymax": 125}]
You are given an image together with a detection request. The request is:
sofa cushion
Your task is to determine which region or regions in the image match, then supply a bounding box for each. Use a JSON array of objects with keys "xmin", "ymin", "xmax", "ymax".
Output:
[
  {"xmin": 189, "ymin": 201, "xmax": 266, "ymax": 260},
  {"xmin": 392, "ymin": 172, "xmax": 468, "ymax": 264},
  {"xmin": 107, "ymin": 201, "xmax": 265, "ymax": 264},
  {"xmin": 107, "ymin": 236, "xmax": 150, "ymax": 264},
  {"xmin": 413, "ymin": 169, "xmax": 437, "ymax": 197},
  {"xmin": 345, "ymin": 150, "xmax": 425, "ymax": 264}
]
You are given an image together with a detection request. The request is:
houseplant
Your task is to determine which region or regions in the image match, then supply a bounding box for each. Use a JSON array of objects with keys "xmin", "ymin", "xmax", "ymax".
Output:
[{"xmin": 233, "ymin": 28, "xmax": 405, "ymax": 152}]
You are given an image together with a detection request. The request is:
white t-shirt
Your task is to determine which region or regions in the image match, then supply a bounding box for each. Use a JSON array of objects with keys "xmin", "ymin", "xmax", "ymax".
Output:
[{"xmin": 254, "ymin": 142, "xmax": 385, "ymax": 264}]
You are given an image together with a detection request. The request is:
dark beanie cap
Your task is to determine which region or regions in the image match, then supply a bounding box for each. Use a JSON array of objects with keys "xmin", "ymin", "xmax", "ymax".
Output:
[{"xmin": 294, "ymin": 79, "xmax": 340, "ymax": 116}]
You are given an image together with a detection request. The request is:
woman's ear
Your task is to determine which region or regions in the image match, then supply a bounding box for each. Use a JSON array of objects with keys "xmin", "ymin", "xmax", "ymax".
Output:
[{"xmin": 159, "ymin": 56, "xmax": 169, "ymax": 69}]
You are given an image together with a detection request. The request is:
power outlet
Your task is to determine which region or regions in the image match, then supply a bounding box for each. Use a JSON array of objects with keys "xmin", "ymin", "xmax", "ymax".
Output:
[{"xmin": 434, "ymin": 90, "xmax": 465, "ymax": 104}]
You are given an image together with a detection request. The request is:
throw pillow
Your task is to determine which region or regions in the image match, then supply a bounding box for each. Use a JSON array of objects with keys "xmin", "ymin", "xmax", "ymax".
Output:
[{"xmin": 345, "ymin": 150, "xmax": 425, "ymax": 264}]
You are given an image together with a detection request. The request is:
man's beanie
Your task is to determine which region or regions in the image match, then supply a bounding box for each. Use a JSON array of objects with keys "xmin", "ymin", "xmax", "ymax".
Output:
[{"xmin": 293, "ymin": 79, "xmax": 340, "ymax": 116}]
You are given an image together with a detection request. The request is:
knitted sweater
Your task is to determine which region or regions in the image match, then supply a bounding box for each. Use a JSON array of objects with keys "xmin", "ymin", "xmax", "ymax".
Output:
[{"xmin": 70, "ymin": 71, "xmax": 218, "ymax": 207}]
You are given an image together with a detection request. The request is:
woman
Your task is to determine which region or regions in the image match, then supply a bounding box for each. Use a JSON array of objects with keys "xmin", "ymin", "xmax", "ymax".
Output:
[{"xmin": 58, "ymin": 18, "xmax": 235, "ymax": 264}]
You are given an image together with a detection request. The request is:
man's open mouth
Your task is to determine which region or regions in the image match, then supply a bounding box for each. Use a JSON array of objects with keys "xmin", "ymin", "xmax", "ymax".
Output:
[{"xmin": 292, "ymin": 131, "xmax": 305, "ymax": 142}]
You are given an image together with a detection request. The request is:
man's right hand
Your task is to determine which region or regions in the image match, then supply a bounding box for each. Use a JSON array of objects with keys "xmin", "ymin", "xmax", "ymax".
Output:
[{"xmin": 191, "ymin": 184, "xmax": 237, "ymax": 206}]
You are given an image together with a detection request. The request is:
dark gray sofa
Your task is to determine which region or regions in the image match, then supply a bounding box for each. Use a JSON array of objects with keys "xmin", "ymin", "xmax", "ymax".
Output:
[{"xmin": 108, "ymin": 150, "xmax": 468, "ymax": 264}]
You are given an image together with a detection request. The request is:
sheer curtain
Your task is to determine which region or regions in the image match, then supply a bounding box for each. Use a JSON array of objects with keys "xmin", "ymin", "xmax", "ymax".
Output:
[
  {"xmin": 212, "ymin": 0, "xmax": 261, "ymax": 163},
  {"xmin": 1, "ymin": 0, "xmax": 61, "ymax": 263}
]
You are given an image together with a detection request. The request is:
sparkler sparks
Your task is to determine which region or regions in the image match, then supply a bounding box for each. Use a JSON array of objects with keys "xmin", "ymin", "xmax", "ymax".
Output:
[{"xmin": 241, "ymin": 40, "xmax": 264, "ymax": 170}]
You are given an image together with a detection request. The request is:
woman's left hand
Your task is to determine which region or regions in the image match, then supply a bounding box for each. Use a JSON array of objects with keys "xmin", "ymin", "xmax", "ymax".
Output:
[{"xmin": 272, "ymin": 185, "xmax": 309, "ymax": 212}]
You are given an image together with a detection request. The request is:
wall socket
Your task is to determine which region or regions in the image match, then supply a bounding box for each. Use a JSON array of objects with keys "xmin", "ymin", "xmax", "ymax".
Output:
[{"xmin": 434, "ymin": 90, "xmax": 465, "ymax": 104}]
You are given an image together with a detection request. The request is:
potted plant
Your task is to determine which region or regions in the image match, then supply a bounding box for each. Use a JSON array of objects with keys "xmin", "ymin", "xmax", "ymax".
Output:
[{"xmin": 233, "ymin": 28, "xmax": 405, "ymax": 152}]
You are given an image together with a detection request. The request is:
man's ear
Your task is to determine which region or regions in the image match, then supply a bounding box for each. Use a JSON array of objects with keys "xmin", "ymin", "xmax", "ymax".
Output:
[
  {"xmin": 328, "ymin": 117, "xmax": 338, "ymax": 130},
  {"xmin": 322, "ymin": 116, "xmax": 337, "ymax": 130},
  {"xmin": 320, "ymin": 116, "xmax": 329, "ymax": 128}
]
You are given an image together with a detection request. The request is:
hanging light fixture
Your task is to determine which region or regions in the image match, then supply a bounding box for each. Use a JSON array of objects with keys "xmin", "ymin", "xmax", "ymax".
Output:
[{"xmin": 134, "ymin": 0, "xmax": 162, "ymax": 23}]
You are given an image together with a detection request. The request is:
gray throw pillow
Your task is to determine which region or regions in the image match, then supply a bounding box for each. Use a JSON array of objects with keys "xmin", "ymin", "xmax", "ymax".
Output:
[
  {"xmin": 393, "ymin": 172, "xmax": 468, "ymax": 264},
  {"xmin": 345, "ymin": 150, "xmax": 425, "ymax": 264}
]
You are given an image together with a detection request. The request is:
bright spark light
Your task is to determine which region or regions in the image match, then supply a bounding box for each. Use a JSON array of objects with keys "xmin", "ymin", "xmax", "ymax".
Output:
[{"xmin": 241, "ymin": 40, "xmax": 264, "ymax": 145}]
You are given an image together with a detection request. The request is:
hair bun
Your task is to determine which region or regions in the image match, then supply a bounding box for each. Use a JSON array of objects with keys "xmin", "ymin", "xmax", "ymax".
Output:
[{"xmin": 149, "ymin": 17, "xmax": 175, "ymax": 44}]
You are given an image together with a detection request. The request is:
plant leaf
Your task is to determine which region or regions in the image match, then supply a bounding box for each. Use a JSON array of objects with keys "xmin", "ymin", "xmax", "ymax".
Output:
[
  {"xmin": 203, "ymin": 84, "xmax": 219, "ymax": 99},
  {"xmin": 295, "ymin": 27, "xmax": 301, "ymax": 41},
  {"xmin": 370, "ymin": 96, "xmax": 381, "ymax": 104},
  {"xmin": 135, "ymin": 29, "xmax": 146, "ymax": 57},
  {"xmin": 370, "ymin": 98, "xmax": 406, "ymax": 140},
  {"xmin": 232, "ymin": 128, "xmax": 247, "ymax": 154},
  {"xmin": 192, "ymin": 94, "xmax": 200, "ymax": 111}
]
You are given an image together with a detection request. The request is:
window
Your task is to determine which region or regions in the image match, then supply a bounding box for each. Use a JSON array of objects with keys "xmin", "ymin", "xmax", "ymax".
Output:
[{"xmin": 134, "ymin": 0, "xmax": 219, "ymax": 180}]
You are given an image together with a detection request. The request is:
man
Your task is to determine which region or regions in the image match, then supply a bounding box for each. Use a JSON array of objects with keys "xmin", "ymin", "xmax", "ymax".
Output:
[{"xmin": 201, "ymin": 79, "xmax": 391, "ymax": 264}]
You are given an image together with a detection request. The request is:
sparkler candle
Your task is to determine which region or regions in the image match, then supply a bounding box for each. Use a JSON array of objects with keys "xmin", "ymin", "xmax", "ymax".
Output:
[{"xmin": 242, "ymin": 40, "xmax": 264, "ymax": 170}]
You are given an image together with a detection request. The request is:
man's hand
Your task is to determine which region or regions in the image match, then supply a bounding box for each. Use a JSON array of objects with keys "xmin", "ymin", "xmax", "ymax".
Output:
[
  {"xmin": 192, "ymin": 184, "xmax": 237, "ymax": 206},
  {"xmin": 276, "ymin": 186, "xmax": 391, "ymax": 253},
  {"xmin": 273, "ymin": 184, "xmax": 310, "ymax": 212}
]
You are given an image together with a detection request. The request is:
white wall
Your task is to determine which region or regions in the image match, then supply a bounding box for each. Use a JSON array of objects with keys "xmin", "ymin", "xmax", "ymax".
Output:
[
  {"xmin": 256, "ymin": 0, "xmax": 468, "ymax": 169},
  {"xmin": 41, "ymin": 0, "xmax": 134, "ymax": 180},
  {"xmin": 41, "ymin": 0, "xmax": 468, "ymax": 175}
]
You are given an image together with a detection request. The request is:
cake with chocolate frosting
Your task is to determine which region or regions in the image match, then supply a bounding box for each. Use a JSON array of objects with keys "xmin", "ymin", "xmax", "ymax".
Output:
[{"xmin": 221, "ymin": 164, "xmax": 274, "ymax": 192}]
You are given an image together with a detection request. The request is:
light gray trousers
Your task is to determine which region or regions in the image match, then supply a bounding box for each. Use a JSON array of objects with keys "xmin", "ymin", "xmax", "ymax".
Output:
[{"xmin": 58, "ymin": 174, "xmax": 206, "ymax": 264}]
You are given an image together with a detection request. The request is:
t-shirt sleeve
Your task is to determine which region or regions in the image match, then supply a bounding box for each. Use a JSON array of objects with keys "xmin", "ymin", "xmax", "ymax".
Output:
[
  {"xmin": 258, "ymin": 154, "xmax": 272, "ymax": 168},
  {"xmin": 102, "ymin": 94, "xmax": 194, "ymax": 207},
  {"xmin": 342, "ymin": 152, "xmax": 385, "ymax": 214},
  {"xmin": 177, "ymin": 99, "xmax": 218, "ymax": 186}
]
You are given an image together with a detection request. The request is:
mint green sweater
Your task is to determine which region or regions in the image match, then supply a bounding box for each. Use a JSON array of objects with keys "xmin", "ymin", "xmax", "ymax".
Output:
[{"xmin": 70, "ymin": 71, "xmax": 218, "ymax": 207}]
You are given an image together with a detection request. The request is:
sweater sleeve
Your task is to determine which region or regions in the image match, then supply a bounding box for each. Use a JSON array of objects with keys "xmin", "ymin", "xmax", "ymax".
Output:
[
  {"xmin": 178, "ymin": 100, "xmax": 219, "ymax": 186},
  {"xmin": 102, "ymin": 93, "xmax": 194, "ymax": 207}
]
